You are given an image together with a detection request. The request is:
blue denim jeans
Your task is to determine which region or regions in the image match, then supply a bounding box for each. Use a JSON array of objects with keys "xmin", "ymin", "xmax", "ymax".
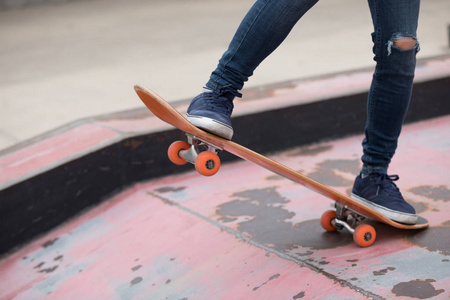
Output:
[{"xmin": 205, "ymin": 0, "xmax": 420, "ymax": 175}]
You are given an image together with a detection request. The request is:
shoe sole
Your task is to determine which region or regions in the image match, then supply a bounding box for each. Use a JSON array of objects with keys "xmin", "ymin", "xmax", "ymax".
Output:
[
  {"xmin": 186, "ymin": 114, "xmax": 233, "ymax": 140},
  {"xmin": 351, "ymin": 193, "xmax": 418, "ymax": 225}
]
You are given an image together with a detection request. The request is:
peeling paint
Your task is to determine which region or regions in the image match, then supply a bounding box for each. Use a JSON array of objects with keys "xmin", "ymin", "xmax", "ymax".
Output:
[
  {"xmin": 155, "ymin": 186, "xmax": 186, "ymax": 193},
  {"xmin": 38, "ymin": 265, "xmax": 58, "ymax": 273},
  {"xmin": 297, "ymin": 251, "xmax": 313, "ymax": 256},
  {"xmin": 346, "ymin": 259, "xmax": 358, "ymax": 263},
  {"xmin": 411, "ymin": 202, "xmax": 427, "ymax": 214},
  {"xmin": 308, "ymin": 159, "xmax": 360, "ymax": 187},
  {"xmin": 218, "ymin": 216, "xmax": 238, "ymax": 223},
  {"xmin": 130, "ymin": 277, "xmax": 143, "ymax": 286},
  {"xmin": 392, "ymin": 279, "xmax": 445, "ymax": 299},
  {"xmin": 253, "ymin": 273, "xmax": 280, "ymax": 291},
  {"xmin": 409, "ymin": 185, "xmax": 450, "ymax": 202},
  {"xmin": 407, "ymin": 227, "xmax": 450, "ymax": 256},
  {"xmin": 288, "ymin": 145, "xmax": 333, "ymax": 157},
  {"xmin": 293, "ymin": 291, "xmax": 306, "ymax": 299},
  {"xmin": 131, "ymin": 265, "xmax": 142, "ymax": 272},
  {"xmin": 216, "ymin": 187, "xmax": 352, "ymax": 251},
  {"xmin": 42, "ymin": 238, "xmax": 59, "ymax": 248},
  {"xmin": 54, "ymin": 255, "xmax": 63, "ymax": 261},
  {"xmin": 373, "ymin": 267, "xmax": 396, "ymax": 276}
]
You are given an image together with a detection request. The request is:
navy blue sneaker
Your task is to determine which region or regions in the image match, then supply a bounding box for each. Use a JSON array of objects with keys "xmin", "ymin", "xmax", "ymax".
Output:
[
  {"xmin": 351, "ymin": 173, "xmax": 418, "ymax": 224},
  {"xmin": 186, "ymin": 88, "xmax": 241, "ymax": 140}
]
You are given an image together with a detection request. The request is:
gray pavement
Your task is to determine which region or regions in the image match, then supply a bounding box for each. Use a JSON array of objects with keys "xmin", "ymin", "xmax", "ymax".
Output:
[{"xmin": 1, "ymin": 0, "xmax": 449, "ymax": 151}]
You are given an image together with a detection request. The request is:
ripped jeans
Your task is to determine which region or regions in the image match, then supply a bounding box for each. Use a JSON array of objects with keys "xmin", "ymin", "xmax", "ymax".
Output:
[{"xmin": 205, "ymin": 0, "xmax": 420, "ymax": 175}]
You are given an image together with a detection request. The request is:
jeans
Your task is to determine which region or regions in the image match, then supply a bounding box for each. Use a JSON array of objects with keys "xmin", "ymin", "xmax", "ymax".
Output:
[{"xmin": 205, "ymin": 0, "xmax": 420, "ymax": 175}]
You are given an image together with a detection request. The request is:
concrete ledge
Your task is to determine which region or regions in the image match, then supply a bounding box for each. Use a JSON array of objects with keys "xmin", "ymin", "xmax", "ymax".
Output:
[{"xmin": 1, "ymin": 55, "xmax": 449, "ymax": 256}]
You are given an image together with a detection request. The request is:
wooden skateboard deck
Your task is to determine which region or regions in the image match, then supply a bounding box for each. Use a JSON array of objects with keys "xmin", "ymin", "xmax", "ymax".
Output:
[{"xmin": 135, "ymin": 84, "xmax": 428, "ymax": 247}]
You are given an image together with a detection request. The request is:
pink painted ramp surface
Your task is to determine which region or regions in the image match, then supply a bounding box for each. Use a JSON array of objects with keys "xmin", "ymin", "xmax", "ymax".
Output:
[{"xmin": 0, "ymin": 116, "xmax": 449, "ymax": 299}]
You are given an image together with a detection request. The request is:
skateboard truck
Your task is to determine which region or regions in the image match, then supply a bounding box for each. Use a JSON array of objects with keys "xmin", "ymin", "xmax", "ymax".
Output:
[
  {"xmin": 321, "ymin": 203, "xmax": 377, "ymax": 247},
  {"xmin": 168, "ymin": 134, "xmax": 223, "ymax": 176},
  {"xmin": 333, "ymin": 205, "xmax": 356, "ymax": 235}
]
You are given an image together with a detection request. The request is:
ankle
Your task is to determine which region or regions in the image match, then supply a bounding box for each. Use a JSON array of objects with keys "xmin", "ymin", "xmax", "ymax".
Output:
[
  {"xmin": 205, "ymin": 81, "xmax": 243, "ymax": 99},
  {"xmin": 361, "ymin": 166, "xmax": 387, "ymax": 178}
]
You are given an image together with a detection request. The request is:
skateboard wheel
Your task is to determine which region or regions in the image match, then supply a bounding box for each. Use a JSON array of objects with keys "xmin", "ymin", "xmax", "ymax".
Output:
[
  {"xmin": 195, "ymin": 151, "xmax": 220, "ymax": 176},
  {"xmin": 353, "ymin": 224, "xmax": 376, "ymax": 247},
  {"xmin": 320, "ymin": 210, "xmax": 338, "ymax": 232},
  {"xmin": 168, "ymin": 141, "xmax": 190, "ymax": 165}
]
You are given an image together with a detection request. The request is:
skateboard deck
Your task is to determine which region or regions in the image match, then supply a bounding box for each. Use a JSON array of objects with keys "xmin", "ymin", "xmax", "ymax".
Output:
[{"xmin": 135, "ymin": 84, "xmax": 428, "ymax": 247}]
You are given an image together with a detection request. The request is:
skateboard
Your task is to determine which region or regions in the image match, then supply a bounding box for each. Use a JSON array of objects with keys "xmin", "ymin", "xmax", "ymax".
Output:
[{"xmin": 134, "ymin": 84, "xmax": 428, "ymax": 247}]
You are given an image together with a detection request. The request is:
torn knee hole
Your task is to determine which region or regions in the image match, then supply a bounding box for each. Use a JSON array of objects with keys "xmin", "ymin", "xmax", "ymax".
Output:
[
  {"xmin": 387, "ymin": 35, "xmax": 419, "ymax": 55},
  {"xmin": 393, "ymin": 38, "xmax": 416, "ymax": 50}
]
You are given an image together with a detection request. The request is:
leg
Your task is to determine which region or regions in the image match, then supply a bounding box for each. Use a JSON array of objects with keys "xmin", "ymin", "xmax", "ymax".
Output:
[
  {"xmin": 187, "ymin": 0, "xmax": 319, "ymax": 139},
  {"xmin": 206, "ymin": 0, "xmax": 319, "ymax": 91},
  {"xmin": 352, "ymin": 0, "xmax": 420, "ymax": 225},
  {"xmin": 362, "ymin": 0, "xmax": 420, "ymax": 175}
]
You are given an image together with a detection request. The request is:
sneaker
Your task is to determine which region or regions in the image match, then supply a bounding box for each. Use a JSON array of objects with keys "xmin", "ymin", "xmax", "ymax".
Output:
[
  {"xmin": 351, "ymin": 173, "xmax": 418, "ymax": 224},
  {"xmin": 186, "ymin": 88, "xmax": 241, "ymax": 140}
]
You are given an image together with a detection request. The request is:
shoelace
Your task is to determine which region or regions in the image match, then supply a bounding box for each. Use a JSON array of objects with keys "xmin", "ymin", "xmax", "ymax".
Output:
[
  {"xmin": 204, "ymin": 88, "xmax": 242, "ymax": 113},
  {"xmin": 372, "ymin": 173, "xmax": 403, "ymax": 199}
]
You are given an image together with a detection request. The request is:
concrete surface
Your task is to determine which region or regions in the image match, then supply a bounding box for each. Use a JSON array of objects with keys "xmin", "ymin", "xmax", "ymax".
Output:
[
  {"xmin": 0, "ymin": 115, "xmax": 449, "ymax": 299},
  {"xmin": 2, "ymin": 56, "xmax": 449, "ymax": 257},
  {"xmin": 1, "ymin": 1, "xmax": 449, "ymax": 298},
  {"xmin": 1, "ymin": 0, "xmax": 450, "ymax": 150}
]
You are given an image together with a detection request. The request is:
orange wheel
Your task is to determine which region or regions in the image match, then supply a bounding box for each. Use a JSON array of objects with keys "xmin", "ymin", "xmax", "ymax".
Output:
[
  {"xmin": 195, "ymin": 151, "xmax": 220, "ymax": 176},
  {"xmin": 320, "ymin": 210, "xmax": 338, "ymax": 232},
  {"xmin": 168, "ymin": 141, "xmax": 190, "ymax": 165},
  {"xmin": 353, "ymin": 224, "xmax": 376, "ymax": 247}
]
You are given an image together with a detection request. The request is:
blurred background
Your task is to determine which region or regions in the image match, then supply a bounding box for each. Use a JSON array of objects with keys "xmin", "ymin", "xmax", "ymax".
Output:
[{"xmin": 1, "ymin": 0, "xmax": 449, "ymax": 151}]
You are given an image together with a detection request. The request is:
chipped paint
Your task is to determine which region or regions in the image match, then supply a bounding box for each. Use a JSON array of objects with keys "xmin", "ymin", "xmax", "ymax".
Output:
[
  {"xmin": 307, "ymin": 159, "xmax": 360, "ymax": 186},
  {"xmin": 411, "ymin": 201, "xmax": 427, "ymax": 214},
  {"xmin": 392, "ymin": 279, "xmax": 445, "ymax": 299},
  {"xmin": 252, "ymin": 273, "xmax": 280, "ymax": 291},
  {"xmin": 216, "ymin": 187, "xmax": 353, "ymax": 251},
  {"xmin": 409, "ymin": 185, "xmax": 450, "ymax": 202},
  {"xmin": 154, "ymin": 186, "xmax": 186, "ymax": 193},
  {"xmin": 373, "ymin": 267, "xmax": 396, "ymax": 276},
  {"xmin": 130, "ymin": 277, "xmax": 143, "ymax": 286},
  {"xmin": 407, "ymin": 227, "xmax": 450, "ymax": 256},
  {"xmin": 293, "ymin": 291, "xmax": 306, "ymax": 299},
  {"xmin": 288, "ymin": 145, "xmax": 333, "ymax": 157}
]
